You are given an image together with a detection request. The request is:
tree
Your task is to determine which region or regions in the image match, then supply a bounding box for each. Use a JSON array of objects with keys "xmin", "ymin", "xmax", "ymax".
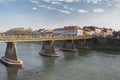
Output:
[{"xmin": 5, "ymin": 27, "xmax": 33, "ymax": 36}]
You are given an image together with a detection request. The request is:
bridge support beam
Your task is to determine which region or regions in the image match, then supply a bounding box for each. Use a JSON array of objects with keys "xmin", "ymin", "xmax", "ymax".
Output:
[
  {"xmin": 75, "ymin": 39, "xmax": 91, "ymax": 49},
  {"xmin": 39, "ymin": 41, "xmax": 59, "ymax": 57},
  {"xmin": 60, "ymin": 40, "xmax": 78, "ymax": 52},
  {"xmin": 0, "ymin": 42, "xmax": 23, "ymax": 67}
]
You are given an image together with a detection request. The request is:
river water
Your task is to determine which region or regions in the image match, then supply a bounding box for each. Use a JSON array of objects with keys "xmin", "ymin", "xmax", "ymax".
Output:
[{"xmin": 0, "ymin": 43, "xmax": 120, "ymax": 80}]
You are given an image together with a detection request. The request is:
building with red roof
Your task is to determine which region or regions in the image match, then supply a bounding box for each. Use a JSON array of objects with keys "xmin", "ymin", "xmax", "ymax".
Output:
[
  {"xmin": 63, "ymin": 26, "xmax": 83, "ymax": 36},
  {"xmin": 53, "ymin": 26, "xmax": 83, "ymax": 36}
]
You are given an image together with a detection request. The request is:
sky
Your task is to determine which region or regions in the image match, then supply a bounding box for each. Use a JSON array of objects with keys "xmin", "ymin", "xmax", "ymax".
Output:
[{"xmin": 0, "ymin": 0, "xmax": 120, "ymax": 32}]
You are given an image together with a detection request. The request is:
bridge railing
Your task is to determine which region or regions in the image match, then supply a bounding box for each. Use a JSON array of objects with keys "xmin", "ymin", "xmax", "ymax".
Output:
[{"xmin": 0, "ymin": 35, "xmax": 92, "ymax": 42}]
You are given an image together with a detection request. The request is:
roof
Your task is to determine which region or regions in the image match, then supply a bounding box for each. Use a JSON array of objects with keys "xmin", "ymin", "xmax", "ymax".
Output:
[
  {"xmin": 63, "ymin": 26, "xmax": 83, "ymax": 30},
  {"xmin": 83, "ymin": 26, "xmax": 101, "ymax": 31},
  {"xmin": 102, "ymin": 28, "xmax": 113, "ymax": 31},
  {"xmin": 92, "ymin": 26, "xmax": 100, "ymax": 29},
  {"xmin": 53, "ymin": 28, "xmax": 63, "ymax": 31}
]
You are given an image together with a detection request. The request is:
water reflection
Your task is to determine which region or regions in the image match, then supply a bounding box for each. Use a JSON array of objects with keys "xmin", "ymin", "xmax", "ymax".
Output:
[
  {"xmin": 62, "ymin": 51, "xmax": 79, "ymax": 60},
  {"xmin": 42, "ymin": 57, "xmax": 55, "ymax": 70},
  {"xmin": 62, "ymin": 49, "xmax": 91, "ymax": 60},
  {"xmin": 78, "ymin": 49, "xmax": 91, "ymax": 56},
  {"xmin": 6, "ymin": 67, "xmax": 19, "ymax": 80}
]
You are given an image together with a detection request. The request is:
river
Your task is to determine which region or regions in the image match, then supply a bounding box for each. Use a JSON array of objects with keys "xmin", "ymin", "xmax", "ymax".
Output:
[{"xmin": 0, "ymin": 43, "xmax": 120, "ymax": 80}]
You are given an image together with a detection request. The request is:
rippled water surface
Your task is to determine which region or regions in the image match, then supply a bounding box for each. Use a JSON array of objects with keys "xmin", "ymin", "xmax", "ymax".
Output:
[{"xmin": 0, "ymin": 43, "xmax": 120, "ymax": 80}]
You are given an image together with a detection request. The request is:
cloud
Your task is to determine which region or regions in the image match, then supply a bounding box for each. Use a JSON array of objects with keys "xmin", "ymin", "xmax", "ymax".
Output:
[
  {"xmin": 32, "ymin": 7, "xmax": 37, "ymax": 10},
  {"xmin": 103, "ymin": 0, "xmax": 120, "ymax": 8},
  {"xmin": 38, "ymin": 4, "xmax": 70, "ymax": 14},
  {"xmin": 0, "ymin": 0, "xmax": 16, "ymax": 3},
  {"xmin": 78, "ymin": 9, "xmax": 88, "ymax": 13},
  {"xmin": 57, "ymin": 9, "xmax": 70, "ymax": 14},
  {"xmin": 47, "ymin": 6, "xmax": 56, "ymax": 10},
  {"xmin": 38, "ymin": 5, "xmax": 55, "ymax": 10},
  {"xmin": 29, "ymin": 0, "xmax": 119, "ymax": 14},
  {"xmin": 63, "ymin": 5, "xmax": 75, "ymax": 11},
  {"xmin": 63, "ymin": 0, "xmax": 79, "ymax": 2},
  {"xmin": 30, "ymin": 0, "xmax": 39, "ymax": 4},
  {"xmin": 116, "ymin": 4, "xmax": 120, "ymax": 8},
  {"xmin": 51, "ymin": 1, "xmax": 61, "ymax": 4},
  {"xmin": 114, "ymin": 0, "xmax": 120, "ymax": 8},
  {"xmin": 86, "ymin": 0, "xmax": 102, "ymax": 4},
  {"xmin": 93, "ymin": 8, "xmax": 104, "ymax": 13},
  {"xmin": 43, "ymin": 0, "xmax": 80, "ymax": 3}
]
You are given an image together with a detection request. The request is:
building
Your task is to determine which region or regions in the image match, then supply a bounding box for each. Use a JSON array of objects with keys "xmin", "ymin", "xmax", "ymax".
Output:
[
  {"xmin": 53, "ymin": 28, "xmax": 64, "ymax": 35},
  {"xmin": 113, "ymin": 31, "xmax": 120, "ymax": 39},
  {"xmin": 100, "ymin": 28, "xmax": 113, "ymax": 37},
  {"xmin": 83, "ymin": 26, "xmax": 113, "ymax": 37},
  {"xmin": 32, "ymin": 30, "xmax": 40, "ymax": 36},
  {"xmin": 63, "ymin": 26, "xmax": 83, "ymax": 36},
  {"xmin": 83, "ymin": 29, "xmax": 89, "ymax": 35},
  {"xmin": 53, "ymin": 26, "xmax": 83, "ymax": 36},
  {"xmin": 83, "ymin": 26, "xmax": 101, "ymax": 37},
  {"xmin": 32, "ymin": 26, "xmax": 113, "ymax": 37},
  {"xmin": 32, "ymin": 28, "xmax": 53, "ymax": 36}
]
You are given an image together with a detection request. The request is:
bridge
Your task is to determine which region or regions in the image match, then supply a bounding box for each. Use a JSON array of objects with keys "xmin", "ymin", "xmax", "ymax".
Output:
[{"xmin": 0, "ymin": 35, "xmax": 92, "ymax": 67}]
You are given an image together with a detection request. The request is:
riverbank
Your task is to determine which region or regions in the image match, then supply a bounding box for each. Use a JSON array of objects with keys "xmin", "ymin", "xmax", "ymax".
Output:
[{"xmin": 91, "ymin": 44, "xmax": 120, "ymax": 52}]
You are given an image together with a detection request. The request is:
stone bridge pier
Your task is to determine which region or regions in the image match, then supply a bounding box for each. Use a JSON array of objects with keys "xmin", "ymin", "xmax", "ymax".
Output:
[
  {"xmin": 60, "ymin": 40, "xmax": 78, "ymax": 52},
  {"xmin": 0, "ymin": 42, "xmax": 23, "ymax": 67},
  {"xmin": 39, "ymin": 41, "xmax": 59, "ymax": 57}
]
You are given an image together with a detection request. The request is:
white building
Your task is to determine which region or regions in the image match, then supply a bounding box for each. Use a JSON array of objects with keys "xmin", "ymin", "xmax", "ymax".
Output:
[
  {"xmin": 63, "ymin": 26, "xmax": 83, "ymax": 36},
  {"xmin": 53, "ymin": 26, "xmax": 83, "ymax": 36}
]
